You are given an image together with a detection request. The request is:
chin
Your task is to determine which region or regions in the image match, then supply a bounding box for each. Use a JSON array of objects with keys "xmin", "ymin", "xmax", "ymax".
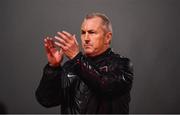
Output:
[
  {"xmin": 84, "ymin": 49, "xmax": 93, "ymax": 56},
  {"xmin": 84, "ymin": 51, "xmax": 92, "ymax": 55}
]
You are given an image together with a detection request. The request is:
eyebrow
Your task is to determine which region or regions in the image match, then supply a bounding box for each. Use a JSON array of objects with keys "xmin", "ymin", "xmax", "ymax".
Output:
[
  {"xmin": 81, "ymin": 29, "xmax": 96, "ymax": 34},
  {"xmin": 81, "ymin": 29, "xmax": 95, "ymax": 32}
]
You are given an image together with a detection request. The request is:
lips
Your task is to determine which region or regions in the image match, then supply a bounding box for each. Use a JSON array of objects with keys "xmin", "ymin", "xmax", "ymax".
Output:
[{"xmin": 84, "ymin": 45, "xmax": 92, "ymax": 48}]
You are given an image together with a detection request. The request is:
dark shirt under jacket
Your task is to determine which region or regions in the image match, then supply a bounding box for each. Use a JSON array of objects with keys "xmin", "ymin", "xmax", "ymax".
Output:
[{"xmin": 36, "ymin": 48, "xmax": 134, "ymax": 114}]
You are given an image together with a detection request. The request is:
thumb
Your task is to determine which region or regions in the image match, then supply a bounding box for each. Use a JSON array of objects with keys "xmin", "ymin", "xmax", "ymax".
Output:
[
  {"xmin": 73, "ymin": 34, "xmax": 78, "ymax": 45},
  {"xmin": 59, "ymin": 49, "xmax": 64, "ymax": 55}
]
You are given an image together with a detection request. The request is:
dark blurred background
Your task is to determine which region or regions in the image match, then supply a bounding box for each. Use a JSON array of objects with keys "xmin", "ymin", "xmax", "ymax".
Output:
[{"xmin": 0, "ymin": 0, "xmax": 180, "ymax": 113}]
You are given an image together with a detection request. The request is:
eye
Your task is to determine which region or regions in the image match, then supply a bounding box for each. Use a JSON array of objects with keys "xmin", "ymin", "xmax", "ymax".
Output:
[
  {"xmin": 88, "ymin": 30, "xmax": 96, "ymax": 34},
  {"xmin": 81, "ymin": 30, "xmax": 85, "ymax": 35}
]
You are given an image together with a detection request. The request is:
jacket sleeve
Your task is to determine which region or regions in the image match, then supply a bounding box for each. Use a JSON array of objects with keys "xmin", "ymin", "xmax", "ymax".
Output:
[
  {"xmin": 35, "ymin": 64, "xmax": 62, "ymax": 108},
  {"xmin": 70, "ymin": 52, "xmax": 134, "ymax": 97}
]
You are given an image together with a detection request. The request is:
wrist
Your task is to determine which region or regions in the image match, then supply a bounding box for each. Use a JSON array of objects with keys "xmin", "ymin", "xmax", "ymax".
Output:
[
  {"xmin": 70, "ymin": 51, "xmax": 80, "ymax": 60},
  {"xmin": 48, "ymin": 63, "xmax": 60, "ymax": 67}
]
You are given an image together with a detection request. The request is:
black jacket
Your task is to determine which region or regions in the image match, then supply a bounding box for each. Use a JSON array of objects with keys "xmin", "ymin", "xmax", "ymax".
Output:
[{"xmin": 36, "ymin": 48, "xmax": 134, "ymax": 114}]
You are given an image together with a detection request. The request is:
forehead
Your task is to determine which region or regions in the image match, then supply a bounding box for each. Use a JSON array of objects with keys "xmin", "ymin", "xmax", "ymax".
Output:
[{"xmin": 81, "ymin": 17, "xmax": 103, "ymax": 30}]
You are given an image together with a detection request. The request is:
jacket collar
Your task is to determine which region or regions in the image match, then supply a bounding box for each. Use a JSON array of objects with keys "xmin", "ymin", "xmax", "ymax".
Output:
[{"xmin": 87, "ymin": 48, "xmax": 113, "ymax": 63}]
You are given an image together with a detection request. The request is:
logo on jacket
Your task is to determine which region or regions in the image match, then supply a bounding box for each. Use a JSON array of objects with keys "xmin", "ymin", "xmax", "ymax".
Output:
[
  {"xmin": 67, "ymin": 73, "xmax": 77, "ymax": 78},
  {"xmin": 99, "ymin": 66, "xmax": 108, "ymax": 72}
]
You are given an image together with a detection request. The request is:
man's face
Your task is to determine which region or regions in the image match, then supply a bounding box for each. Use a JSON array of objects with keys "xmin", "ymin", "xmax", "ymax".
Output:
[{"xmin": 81, "ymin": 17, "xmax": 111, "ymax": 57}]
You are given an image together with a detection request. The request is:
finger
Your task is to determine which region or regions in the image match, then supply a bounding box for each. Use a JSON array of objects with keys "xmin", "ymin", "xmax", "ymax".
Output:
[
  {"xmin": 59, "ymin": 48, "xmax": 64, "ymax": 55},
  {"xmin": 73, "ymin": 34, "xmax": 78, "ymax": 45},
  {"xmin": 48, "ymin": 37, "xmax": 55, "ymax": 48},
  {"xmin": 57, "ymin": 32, "xmax": 71, "ymax": 43},
  {"xmin": 45, "ymin": 37, "xmax": 52, "ymax": 47},
  {"xmin": 45, "ymin": 37, "xmax": 51, "ymax": 45},
  {"xmin": 45, "ymin": 37, "xmax": 57, "ymax": 54},
  {"xmin": 54, "ymin": 36, "xmax": 67, "ymax": 46},
  {"xmin": 62, "ymin": 30, "xmax": 72, "ymax": 38},
  {"xmin": 47, "ymin": 37, "xmax": 56, "ymax": 49},
  {"xmin": 55, "ymin": 41, "xmax": 68, "ymax": 51},
  {"xmin": 44, "ymin": 37, "xmax": 50, "ymax": 45},
  {"xmin": 44, "ymin": 39, "xmax": 54, "ymax": 57},
  {"xmin": 44, "ymin": 37, "xmax": 51, "ymax": 51},
  {"xmin": 44, "ymin": 40, "xmax": 50, "ymax": 53}
]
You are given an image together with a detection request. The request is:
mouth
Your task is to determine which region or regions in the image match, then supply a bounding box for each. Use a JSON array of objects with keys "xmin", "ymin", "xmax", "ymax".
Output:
[{"xmin": 84, "ymin": 45, "xmax": 92, "ymax": 48}]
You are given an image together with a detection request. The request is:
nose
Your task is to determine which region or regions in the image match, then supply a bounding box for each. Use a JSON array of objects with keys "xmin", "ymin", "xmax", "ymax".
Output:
[{"xmin": 84, "ymin": 33, "xmax": 89, "ymax": 41}]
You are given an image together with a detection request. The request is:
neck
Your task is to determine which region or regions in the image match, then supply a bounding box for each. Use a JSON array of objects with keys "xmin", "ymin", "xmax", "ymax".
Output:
[
  {"xmin": 86, "ymin": 46, "xmax": 109, "ymax": 57},
  {"xmin": 87, "ymin": 47, "xmax": 110, "ymax": 57}
]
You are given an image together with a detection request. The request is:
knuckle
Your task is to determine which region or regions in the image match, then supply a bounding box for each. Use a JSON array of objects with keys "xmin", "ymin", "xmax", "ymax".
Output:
[
  {"xmin": 67, "ymin": 44, "xmax": 71, "ymax": 48},
  {"xmin": 64, "ymin": 47, "xmax": 68, "ymax": 50}
]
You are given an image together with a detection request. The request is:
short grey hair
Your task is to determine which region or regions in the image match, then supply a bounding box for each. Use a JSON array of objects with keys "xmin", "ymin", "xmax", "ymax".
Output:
[{"xmin": 84, "ymin": 12, "xmax": 113, "ymax": 33}]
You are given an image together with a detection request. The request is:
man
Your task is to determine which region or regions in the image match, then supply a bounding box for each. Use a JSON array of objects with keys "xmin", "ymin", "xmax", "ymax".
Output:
[{"xmin": 36, "ymin": 12, "xmax": 134, "ymax": 114}]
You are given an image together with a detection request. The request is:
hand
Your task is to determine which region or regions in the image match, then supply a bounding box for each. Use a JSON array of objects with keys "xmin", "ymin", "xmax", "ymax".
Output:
[
  {"xmin": 54, "ymin": 31, "xmax": 80, "ymax": 59},
  {"xmin": 44, "ymin": 37, "xmax": 63, "ymax": 67}
]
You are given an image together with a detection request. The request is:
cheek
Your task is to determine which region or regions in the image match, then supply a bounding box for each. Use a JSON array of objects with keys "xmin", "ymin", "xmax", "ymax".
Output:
[
  {"xmin": 92, "ymin": 40, "xmax": 100, "ymax": 49},
  {"xmin": 80, "ymin": 37, "xmax": 84, "ymax": 44},
  {"xmin": 91, "ymin": 35, "xmax": 99, "ymax": 44}
]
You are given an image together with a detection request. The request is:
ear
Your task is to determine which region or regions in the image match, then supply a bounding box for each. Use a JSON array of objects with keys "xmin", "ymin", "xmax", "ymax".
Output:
[{"xmin": 104, "ymin": 32, "xmax": 112, "ymax": 45}]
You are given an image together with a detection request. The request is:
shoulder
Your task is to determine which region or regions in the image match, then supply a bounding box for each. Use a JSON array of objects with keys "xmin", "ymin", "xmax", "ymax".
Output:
[
  {"xmin": 109, "ymin": 51, "xmax": 133, "ymax": 73},
  {"xmin": 110, "ymin": 50, "xmax": 131, "ymax": 63}
]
